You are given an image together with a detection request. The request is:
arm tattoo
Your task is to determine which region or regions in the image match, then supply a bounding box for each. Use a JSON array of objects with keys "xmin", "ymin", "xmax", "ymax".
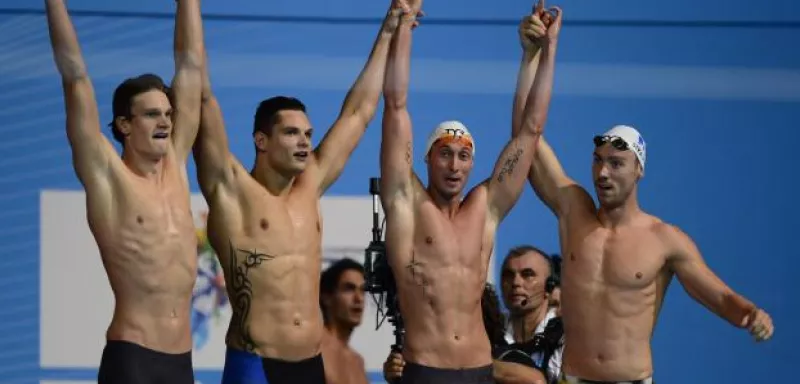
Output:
[
  {"xmin": 405, "ymin": 252, "xmax": 430, "ymax": 298},
  {"xmin": 497, "ymin": 147, "xmax": 524, "ymax": 183},
  {"xmin": 405, "ymin": 141, "xmax": 412, "ymax": 165},
  {"xmin": 225, "ymin": 241, "xmax": 276, "ymax": 352}
]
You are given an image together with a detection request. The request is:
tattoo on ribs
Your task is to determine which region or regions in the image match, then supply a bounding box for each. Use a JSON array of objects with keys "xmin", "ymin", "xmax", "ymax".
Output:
[
  {"xmin": 405, "ymin": 142, "xmax": 412, "ymax": 164},
  {"xmin": 225, "ymin": 241, "xmax": 276, "ymax": 352},
  {"xmin": 405, "ymin": 252, "xmax": 430, "ymax": 297},
  {"xmin": 497, "ymin": 147, "xmax": 524, "ymax": 182}
]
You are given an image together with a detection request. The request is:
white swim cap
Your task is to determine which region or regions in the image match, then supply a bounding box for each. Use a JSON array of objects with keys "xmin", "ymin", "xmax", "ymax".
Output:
[
  {"xmin": 424, "ymin": 120, "xmax": 476, "ymax": 161},
  {"xmin": 596, "ymin": 125, "xmax": 647, "ymax": 170}
]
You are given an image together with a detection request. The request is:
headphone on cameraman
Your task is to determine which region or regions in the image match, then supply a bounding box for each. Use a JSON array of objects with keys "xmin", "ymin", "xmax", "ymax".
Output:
[{"xmin": 544, "ymin": 254, "xmax": 561, "ymax": 294}]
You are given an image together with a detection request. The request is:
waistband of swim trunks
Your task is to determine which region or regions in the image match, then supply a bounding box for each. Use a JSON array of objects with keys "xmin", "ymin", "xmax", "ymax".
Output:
[
  {"xmin": 404, "ymin": 361, "xmax": 494, "ymax": 382},
  {"xmin": 560, "ymin": 373, "xmax": 654, "ymax": 384}
]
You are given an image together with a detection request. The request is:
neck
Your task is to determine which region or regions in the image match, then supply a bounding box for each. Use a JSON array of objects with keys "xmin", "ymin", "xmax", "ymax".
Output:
[
  {"xmin": 252, "ymin": 156, "xmax": 295, "ymax": 196},
  {"xmin": 122, "ymin": 149, "xmax": 164, "ymax": 180},
  {"xmin": 511, "ymin": 304, "xmax": 549, "ymax": 343},
  {"xmin": 325, "ymin": 321, "xmax": 354, "ymax": 344},
  {"xmin": 599, "ymin": 188, "xmax": 641, "ymax": 228},
  {"xmin": 427, "ymin": 185, "xmax": 462, "ymax": 218}
]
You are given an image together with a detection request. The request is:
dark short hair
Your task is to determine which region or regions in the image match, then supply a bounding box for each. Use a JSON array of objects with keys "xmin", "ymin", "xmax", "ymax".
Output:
[
  {"xmin": 501, "ymin": 245, "xmax": 554, "ymax": 278},
  {"xmin": 319, "ymin": 258, "xmax": 364, "ymax": 322},
  {"xmin": 253, "ymin": 96, "xmax": 306, "ymax": 136},
  {"xmin": 108, "ymin": 74, "xmax": 171, "ymax": 146}
]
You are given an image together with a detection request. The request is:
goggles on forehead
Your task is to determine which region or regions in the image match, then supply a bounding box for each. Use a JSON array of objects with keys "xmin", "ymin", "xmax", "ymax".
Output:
[{"xmin": 593, "ymin": 135, "xmax": 629, "ymax": 151}]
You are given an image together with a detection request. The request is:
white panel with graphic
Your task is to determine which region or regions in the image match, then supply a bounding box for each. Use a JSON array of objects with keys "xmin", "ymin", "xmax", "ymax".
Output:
[{"xmin": 39, "ymin": 190, "xmax": 495, "ymax": 373}]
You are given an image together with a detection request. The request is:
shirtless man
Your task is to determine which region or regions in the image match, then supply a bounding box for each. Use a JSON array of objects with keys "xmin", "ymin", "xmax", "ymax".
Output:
[
  {"xmin": 319, "ymin": 258, "xmax": 369, "ymax": 384},
  {"xmin": 45, "ymin": 0, "xmax": 204, "ymax": 382},
  {"xmin": 525, "ymin": 128, "xmax": 775, "ymax": 383},
  {"xmin": 193, "ymin": 3, "xmax": 405, "ymax": 383},
  {"xmin": 378, "ymin": 0, "xmax": 562, "ymax": 381}
]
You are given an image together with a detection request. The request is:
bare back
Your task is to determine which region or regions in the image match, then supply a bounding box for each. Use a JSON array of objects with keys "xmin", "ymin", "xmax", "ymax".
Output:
[
  {"xmin": 90, "ymin": 151, "xmax": 198, "ymax": 353},
  {"xmin": 386, "ymin": 179, "xmax": 494, "ymax": 368},
  {"xmin": 205, "ymin": 160, "xmax": 324, "ymax": 360},
  {"xmin": 560, "ymin": 198, "xmax": 672, "ymax": 380},
  {"xmin": 320, "ymin": 329, "xmax": 368, "ymax": 384}
]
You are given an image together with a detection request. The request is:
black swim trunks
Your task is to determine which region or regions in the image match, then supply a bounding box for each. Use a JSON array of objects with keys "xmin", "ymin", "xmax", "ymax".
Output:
[
  {"xmin": 261, "ymin": 353, "xmax": 327, "ymax": 384},
  {"xmin": 97, "ymin": 340, "xmax": 194, "ymax": 384},
  {"xmin": 400, "ymin": 362, "xmax": 494, "ymax": 384}
]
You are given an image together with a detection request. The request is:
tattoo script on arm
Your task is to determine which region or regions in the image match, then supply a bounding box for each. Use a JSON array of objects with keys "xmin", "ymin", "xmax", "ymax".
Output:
[
  {"xmin": 225, "ymin": 241, "xmax": 275, "ymax": 352},
  {"xmin": 497, "ymin": 147, "xmax": 524, "ymax": 183}
]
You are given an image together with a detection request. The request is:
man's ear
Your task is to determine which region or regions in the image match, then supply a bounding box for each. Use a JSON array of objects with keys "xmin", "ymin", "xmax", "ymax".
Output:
[{"xmin": 254, "ymin": 131, "xmax": 268, "ymax": 152}]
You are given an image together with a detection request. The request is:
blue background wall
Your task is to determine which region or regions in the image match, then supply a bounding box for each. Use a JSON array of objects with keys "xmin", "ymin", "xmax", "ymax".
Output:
[{"xmin": 0, "ymin": 0, "xmax": 798, "ymax": 382}]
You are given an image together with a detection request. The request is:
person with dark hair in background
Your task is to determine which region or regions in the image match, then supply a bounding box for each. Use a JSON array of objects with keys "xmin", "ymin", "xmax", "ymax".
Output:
[
  {"xmin": 319, "ymin": 258, "xmax": 369, "ymax": 384},
  {"xmin": 45, "ymin": 0, "xmax": 205, "ymax": 382},
  {"xmin": 378, "ymin": 0, "xmax": 561, "ymax": 381},
  {"xmin": 496, "ymin": 245, "xmax": 564, "ymax": 384},
  {"xmin": 192, "ymin": 1, "xmax": 412, "ymax": 383}
]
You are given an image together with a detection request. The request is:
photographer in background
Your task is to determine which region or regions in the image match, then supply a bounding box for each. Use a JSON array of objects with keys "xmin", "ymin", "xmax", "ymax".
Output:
[
  {"xmin": 320, "ymin": 259, "xmax": 369, "ymax": 384},
  {"xmin": 496, "ymin": 245, "xmax": 564, "ymax": 384}
]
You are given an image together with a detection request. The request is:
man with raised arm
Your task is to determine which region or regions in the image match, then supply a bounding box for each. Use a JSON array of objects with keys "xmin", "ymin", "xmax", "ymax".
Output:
[
  {"xmin": 521, "ymin": 45, "xmax": 775, "ymax": 384},
  {"xmin": 45, "ymin": 0, "xmax": 204, "ymax": 382},
  {"xmin": 192, "ymin": 2, "xmax": 407, "ymax": 383},
  {"xmin": 378, "ymin": 0, "xmax": 561, "ymax": 381}
]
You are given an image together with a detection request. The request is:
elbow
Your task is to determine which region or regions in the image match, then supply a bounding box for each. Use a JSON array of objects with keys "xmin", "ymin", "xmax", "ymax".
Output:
[
  {"xmin": 175, "ymin": 50, "xmax": 203, "ymax": 71},
  {"xmin": 383, "ymin": 92, "xmax": 408, "ymax": 111}
]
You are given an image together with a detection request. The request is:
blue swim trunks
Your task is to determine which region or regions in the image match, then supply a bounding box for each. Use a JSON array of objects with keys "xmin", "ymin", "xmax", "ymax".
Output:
[{"xmin": 222, "ymin": 347, "xmax": 268, "ymax": 384}]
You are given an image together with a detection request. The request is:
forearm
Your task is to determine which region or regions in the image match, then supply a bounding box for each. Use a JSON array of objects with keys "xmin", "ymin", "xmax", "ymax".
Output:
[
  {"xmin": 174, "ymin": 0, "xmax": 204, "ymax": 73},
  {"xmin": 46, "ymin": 0, "xmax": 87, "ymax": 81},
  {"xmin": 339, "ymin": 10, "xmax": 398, "ymax": 121},
  {"xmin": 519, "ymin": 42, "xmax": 557, "ymax": 136},
  {"xmin": 718, "ymin": 290, "xmax": 757, "ymax": 328},
  {"xmin": 512, "ymin": 49, "xmax": 541, "ymax": 137},
  {"xmin": 493, "ymin": 361, "xmax": 547, "ymax": 384},
  {"xmin": 384, "ymin": 13, "xmax": 414, "ymax": 109}
]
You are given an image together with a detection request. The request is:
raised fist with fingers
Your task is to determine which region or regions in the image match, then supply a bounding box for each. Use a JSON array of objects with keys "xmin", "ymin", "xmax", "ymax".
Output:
[
  {"xmin": 518, "ymin": 13, "xmax": 546, "ymax": 51},
  {"xmin": 743, "ymin": 308, "xmax": 774, "ymax": 342}
]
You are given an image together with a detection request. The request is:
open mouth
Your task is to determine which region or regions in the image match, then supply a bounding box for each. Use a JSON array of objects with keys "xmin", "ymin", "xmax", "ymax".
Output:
[
  {"xmin": 152, "ymin": 132, "xmax": 169, "ymax": 139},
  {"xmin": 445, "ymin": 176, "xmax": 460, "ymax": 184},
  {"xmin": 293, "ymin": 151, "xmax": 309, "ymax": 160}
]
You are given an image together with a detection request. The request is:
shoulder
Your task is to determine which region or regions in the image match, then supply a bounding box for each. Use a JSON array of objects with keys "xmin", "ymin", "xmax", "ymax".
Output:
[{"xmin": 647, "ymin": 216, "xmax": 696, "ymax": 258}]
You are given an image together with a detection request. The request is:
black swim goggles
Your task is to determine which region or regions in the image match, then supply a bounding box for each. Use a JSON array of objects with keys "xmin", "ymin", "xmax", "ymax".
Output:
[{"xmin": 593, "ymin": 135, "xmax": 629, "ymax": 151}]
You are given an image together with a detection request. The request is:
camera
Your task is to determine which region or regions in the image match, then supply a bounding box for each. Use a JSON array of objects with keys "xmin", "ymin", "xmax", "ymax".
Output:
[{"xmin": 363, "ymin": 177, "xmax": 404, "ymax": 353}]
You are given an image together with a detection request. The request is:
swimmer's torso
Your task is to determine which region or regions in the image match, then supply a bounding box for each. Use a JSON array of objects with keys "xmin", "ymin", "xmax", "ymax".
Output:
[
  {"xmin": 560, "ymin": 206, "xmax": 672, "ymax": 381},
  {"xmin": 89, "ymin": 152, "xmax": 197, "ymax": 354},
  {"xmin": 206, "ymin": 160, "xmax": 323, "ymax": 360},
  {"xmin": 321, "ymin": 330, "xmax": 368, "ymax": 384},
  {"xmin": 387, "ymin": 181, "xmax": 494, "ymax": 369}
]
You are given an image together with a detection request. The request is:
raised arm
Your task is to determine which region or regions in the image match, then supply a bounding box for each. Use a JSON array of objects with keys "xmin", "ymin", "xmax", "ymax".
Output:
[
  {"xmin": 666, "ymin": 225, "xmax": 774, "ymax": 341},
  {"xmin": 511, "ymin": 3, "xmax": 546, "ymax": 137},
  {"xmin": 192, "ymin": 48, "xmax": 236, "ymax": 200},
  {"xmin": 485, "ymin": 8, "xmax": 561, "ymax": 222},
  {"xmin": 170, "ymin": 0, "xmax": 205, "ymax": 161},
  {"xmin": 46, "ymin": 0, "xmax": 114, "ymax": 186},
  {"xmin": 380, "ymin": 4, "xmax": 418, "ymax": 210},
  {"xmin": 311, "ymin": 5, "xmax": 403, "ymax": 194}
]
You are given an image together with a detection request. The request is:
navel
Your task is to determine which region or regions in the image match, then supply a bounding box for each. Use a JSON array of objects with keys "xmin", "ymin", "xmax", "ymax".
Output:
[
  {"xmin": 570, "ymin": 253, "xmax": 575, "ymax": 261},
  {"xmin": 425, "ymin": 236, "xmax": 433, "ymax": 245},
  {"xmin": 137, "ymin": 215, "xmax": 144, "ymax": 225},
  {"xmin": 454, "ymin": 334, "xmax": 460, "ymax": 341},
  {"xmin": 260, "ymin": 218, "xmax": 269, "ymax": 230},
  {"xmin": 317, "ymin": 221, "xmax": 321, "ymax": 233},
  {"xmin": 293, "ymin": 318, "xmax": 302, "ymax": 327}
]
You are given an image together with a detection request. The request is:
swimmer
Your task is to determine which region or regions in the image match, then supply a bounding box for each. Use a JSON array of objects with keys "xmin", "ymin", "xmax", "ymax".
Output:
[
  {"xmin": 524, "ymin": 125, "xmax": 775, "ymax": 383},
  {"xmin": 319, "ymin": 259, "xmax": 369, "ymax": 384},
  {"xmin": 378, "ymin": 0, "xmax": 562, "ymax": 381},
  {"xmin": 193, "ymin": 2, "xmax": 411, "ymax": 383},
  {"xmin": 45, "ymin": 0, "xmax": 205, "ymax": 382}
]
